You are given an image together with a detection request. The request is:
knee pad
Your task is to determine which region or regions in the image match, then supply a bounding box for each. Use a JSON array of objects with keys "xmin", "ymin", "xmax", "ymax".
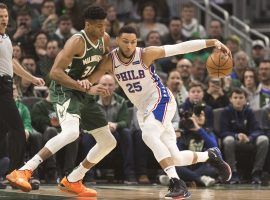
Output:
[
  {"xmin": 86, "ymin": 125, "xmax": 116, "ymax": 164},
  {"xmin": 91, "ymin": 125, "xmax": 117, "ymax": 151},
  {"xmin": 45, "ymin": 114, "xmax": 80, "ymax": 154}
]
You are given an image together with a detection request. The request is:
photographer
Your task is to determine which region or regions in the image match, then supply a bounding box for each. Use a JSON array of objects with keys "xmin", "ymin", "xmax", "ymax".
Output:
[
  {"xmin": 174, "ymin": 111, "xmax": 218, "ymax": 187},
  {"xmin": 180, "ymin": 81, "xmax": 213, "ymax": 130}
]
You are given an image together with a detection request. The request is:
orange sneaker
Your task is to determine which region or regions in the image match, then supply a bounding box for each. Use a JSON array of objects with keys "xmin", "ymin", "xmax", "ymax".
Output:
[
  {"xmin": 6, "ymin": 170, "xmax": 32, "ymax": 192},
  {"xmin": 58, "ymin": 176, "xmax": 97, "ymax": 197}
]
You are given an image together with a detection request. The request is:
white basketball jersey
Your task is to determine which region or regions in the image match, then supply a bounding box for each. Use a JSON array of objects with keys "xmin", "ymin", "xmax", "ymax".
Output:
[{"xmin": 111, "ymin": 47, "xmax": 173, "ymax": 122}]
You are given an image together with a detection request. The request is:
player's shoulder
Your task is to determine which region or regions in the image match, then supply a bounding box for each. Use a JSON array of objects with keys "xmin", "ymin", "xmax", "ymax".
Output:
[{"xmin": 64, "ymin": 33, "xmax": 85, "ymax": 48}]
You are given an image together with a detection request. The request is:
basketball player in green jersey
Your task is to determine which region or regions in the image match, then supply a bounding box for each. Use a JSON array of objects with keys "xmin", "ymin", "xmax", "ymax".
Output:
[{"xmin": 6, "ymin": 5, "xmax": 116, "ymax": 197}]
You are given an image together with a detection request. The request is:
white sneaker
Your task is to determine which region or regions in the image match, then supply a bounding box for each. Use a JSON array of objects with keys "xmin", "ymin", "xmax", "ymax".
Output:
[
  {"xmin": 200, "ymin": 175, "xmax": 215, "ymax": 187},
  {"xmin": 159, "ymin": 175, "xmax": 170, "ymax": 186}
]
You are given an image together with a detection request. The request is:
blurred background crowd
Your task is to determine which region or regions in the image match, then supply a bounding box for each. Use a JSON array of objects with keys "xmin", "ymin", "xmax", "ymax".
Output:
[{"xmin": 1, "ymin": 0, "xmax": 270, "ymax": 189}]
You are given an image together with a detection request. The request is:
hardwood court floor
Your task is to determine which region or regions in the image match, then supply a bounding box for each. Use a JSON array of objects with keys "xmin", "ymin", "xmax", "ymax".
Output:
[{"xmin": 1, "ymin": 184, "xmax": 270, "ymax": 200}]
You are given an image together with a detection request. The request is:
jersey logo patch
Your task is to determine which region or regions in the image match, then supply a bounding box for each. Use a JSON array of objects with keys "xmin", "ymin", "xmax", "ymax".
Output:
[{"xmin": 132, "ymin": 60, "xmax": 140, "ymax": 65}]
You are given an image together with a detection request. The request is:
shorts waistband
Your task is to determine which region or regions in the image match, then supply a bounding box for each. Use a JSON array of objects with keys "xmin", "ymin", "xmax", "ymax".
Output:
[{"xmin": 0, "ymin": 75, "xmax": 12, "ymax": 80}]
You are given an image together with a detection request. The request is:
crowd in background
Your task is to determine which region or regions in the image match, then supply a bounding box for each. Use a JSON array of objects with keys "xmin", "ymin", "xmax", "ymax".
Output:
[{"xmin": 1, "ymin": 0, "xmax": 270, "ymax": 189}]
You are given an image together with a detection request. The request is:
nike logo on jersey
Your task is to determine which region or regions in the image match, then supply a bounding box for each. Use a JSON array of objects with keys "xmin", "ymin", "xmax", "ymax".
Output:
[
  {"xmin": 132, "ymin": 60, "xmax": 140, "ymax": 65},
  {"xmin": 87, "ymin": 47, "xmax": 93, "ymax": 51}
]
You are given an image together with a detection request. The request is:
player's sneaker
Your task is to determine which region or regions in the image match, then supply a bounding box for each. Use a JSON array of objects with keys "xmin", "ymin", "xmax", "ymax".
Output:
[
  {"xmin": 165, "ymin": 178, "xmax": 191, "ymax": 199},
  {"xmin": 58, "ymin": 176, "xmax": 97, "ymax": 197},
  {"xmin": 6, "ymin": 170, "xmax": 32, "ymax": 192},
  {"xmin": 208, "ymin": 147, "xmax": 232, "ymax": 182}
]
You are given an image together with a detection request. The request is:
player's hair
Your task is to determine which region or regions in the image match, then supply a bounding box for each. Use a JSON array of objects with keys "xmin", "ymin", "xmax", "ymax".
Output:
[
  {"xmin": 83, "ymin": 5, "xmax": 107, "ymax": 21},
  {"xmin": 0, "ymin": 3, "xmax": 8, "ymax": 10},
  {"xmin": 118, "ymin": 25, "xmax": 138, "ymax": 37}
]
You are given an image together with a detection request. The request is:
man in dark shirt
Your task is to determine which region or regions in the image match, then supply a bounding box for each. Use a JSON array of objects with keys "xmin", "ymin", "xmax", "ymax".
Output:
[{"xmin": 220, "ymin": 88, "xmax": 269, "ymax": 184}]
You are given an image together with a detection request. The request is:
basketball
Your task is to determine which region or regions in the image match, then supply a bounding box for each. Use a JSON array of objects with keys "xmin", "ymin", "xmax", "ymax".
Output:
[{"xmin": 206, "ymin": 50, "xmax": 233, "ymax": 78}]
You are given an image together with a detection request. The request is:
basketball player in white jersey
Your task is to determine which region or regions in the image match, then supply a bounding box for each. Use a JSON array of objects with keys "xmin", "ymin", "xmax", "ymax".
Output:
[{"xmin": 88, "ymin": 26, "xmax": 232, "ymax": 199}]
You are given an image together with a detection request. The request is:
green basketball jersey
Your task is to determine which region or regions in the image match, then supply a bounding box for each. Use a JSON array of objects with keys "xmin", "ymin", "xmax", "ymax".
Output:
[{"xmin": 66, "ymin": 30, "xmax": 105, "ymax": 80}]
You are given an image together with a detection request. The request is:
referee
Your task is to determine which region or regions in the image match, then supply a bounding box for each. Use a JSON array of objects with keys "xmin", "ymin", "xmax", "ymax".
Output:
[{"xmin": 0, "ymin": 3, "xmax": 45, "ymax": 172}]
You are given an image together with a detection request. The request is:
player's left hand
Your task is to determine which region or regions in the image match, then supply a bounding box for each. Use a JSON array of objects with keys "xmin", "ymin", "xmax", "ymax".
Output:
[
  {"xmin": 32, "ymin": 77, "xmax": 45, "ymax": 86},
  {"xmin": 77, "ymin": 79, "xmax": 92, "ymax": 91},
  {"xmin": 87, "ymin": 83, "xmax": 111, "ymax": 96}
]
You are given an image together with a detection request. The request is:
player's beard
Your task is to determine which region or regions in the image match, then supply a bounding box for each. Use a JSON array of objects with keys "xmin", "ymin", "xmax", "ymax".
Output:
[{"xmin": 119, "ymin": 48, "xmax": 135, "ymax": 59}]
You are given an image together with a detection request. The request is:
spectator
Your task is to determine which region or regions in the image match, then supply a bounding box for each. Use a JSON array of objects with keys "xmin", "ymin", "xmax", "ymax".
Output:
[
  {"xmin": 37, "ymin": 39, "xmax": 61, "ymax": 86},
  {"xmin": 204, "ymin": 77, "xmax": 230, "ymax": 109},
  {"xmin": 38, "ymin": 0, "xmax": 58, "ymax": 36},
  {"xmin": 250, "ymin": 40, "xmax": 267, "ymax": 68},
  {"xmin": 107, "ymin": 0, "xmax": 133, "ymax": 22},
  {"xmin": 12, "ymin": 42, "xmax": 24, "ymax": 62},
  {"xmin": 52, "ymin": 15, "xmax": 77, "ymax": 45},
  {"xmin": 166, "ymin": 69, "xmax": 188, "ymax": 111},
  {"xmin": 55, "ymin": 0, "xmax": 84, "ymax": 31},
  {"xmin": 21, "ymin": 56, "xmax": 38, "ymax": 76},
  {"xmin": 145, "ymin": 31, "xmax": 167, "ymax": 82},
  {"xmin": 207, "ymin": 20, "xmax": 224, "ymax": 43},
  {"xmin": 11, "ymin": 10, "xmax": 37, "ymax": 56},
  {"xmin": 137, "ymin": 2, "xmax": 169, "ymax": 41},
  {"xmin": 241, "ymin": 68, "xmax": 261, "ymax": 110},
  {"xmin": 10, "ymin": 0, "xmax": 40, "ymax": 28},
  {"xmin": 189, "ymin": 57, "xmax": 207, "ymax": 84},
  {"xmin": 258, "ymin": 60, "xmax": 270, "ymax": 105},
  {"xmin": 220, "ymin": 88, "xmax": 269, "ymax": 184},
  {"xmin": 180, "ymin": 3, "xmax": 206, "ymax": 40},
  {"xmin": 33, "ymin": 31, "xmax": 49, "ymax": 61},
  {"xmin": 231, "ymin": 50, "xmax": 249, "ymax": 87},
  {"xmin": 225, "ymin": 35, "xmax": 241, "ymax": 56},
  {"xmin": 176, "ymin": 58, "xmax": 192, "ymax": 89},
  {"xmin": 163, "ymin": 17, "xmax": 186, "ymax": 45},
  {"xmin": 105, "ymin": 4, "xmax": 123, "ymax": 38},
  {"xmin": 15, "ymin": 67, "xmax": 36, "ymax": 97}
]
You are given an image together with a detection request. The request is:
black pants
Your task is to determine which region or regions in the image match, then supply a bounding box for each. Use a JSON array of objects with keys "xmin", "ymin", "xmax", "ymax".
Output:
[{"xmin": 0, "ymin": 75, "xmax": 26, "ymax": 172}]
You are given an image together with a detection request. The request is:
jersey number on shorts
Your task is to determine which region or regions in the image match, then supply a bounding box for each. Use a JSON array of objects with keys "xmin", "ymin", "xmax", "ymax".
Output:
[{"xmin": 126, "ymin": 81, "xmax": 142, "ymax": 93}]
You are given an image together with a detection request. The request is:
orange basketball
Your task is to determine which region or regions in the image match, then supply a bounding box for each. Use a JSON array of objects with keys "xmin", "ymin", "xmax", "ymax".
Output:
[{"xmin": 206, "ymin": 50, "xmax": 233, "ymax": 78}]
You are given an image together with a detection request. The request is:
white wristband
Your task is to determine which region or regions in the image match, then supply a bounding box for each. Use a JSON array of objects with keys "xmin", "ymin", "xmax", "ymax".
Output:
[{"xmin": 163, "ymin": 40, "xmax": 207, "ymax": 57}]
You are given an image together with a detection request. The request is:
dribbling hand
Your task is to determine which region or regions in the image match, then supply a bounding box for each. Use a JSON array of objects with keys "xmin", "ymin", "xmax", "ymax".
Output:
[
  {"xmin": 87, "ymin": 83, "xmax": 111, "ymax": 96},
  {"xmin": 214, "ymin": 40, "xmax": 232, "ymax": 58}
]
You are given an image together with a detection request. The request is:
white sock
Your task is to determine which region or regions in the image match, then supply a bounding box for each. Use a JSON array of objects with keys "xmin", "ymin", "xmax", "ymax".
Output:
[
  {"xmin": 196, "ymin": 152, "xmax": 209, "ymax": 163},
  {"xmin": 20, "ymin": 154, "xmax": 43, "ymax": 171},
  {"xmin": 67, "ymin": 163, "xmax": 89, "ymax": 182},
  {"xmin": 164, "ymin": 166, "xmax": 179, "ymax": 179}
]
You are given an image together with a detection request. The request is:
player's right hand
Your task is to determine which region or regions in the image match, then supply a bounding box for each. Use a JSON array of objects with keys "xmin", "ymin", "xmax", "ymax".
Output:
[{"xmin": 87, "ymin": 83, "xmax": 111, "ymax": 96}]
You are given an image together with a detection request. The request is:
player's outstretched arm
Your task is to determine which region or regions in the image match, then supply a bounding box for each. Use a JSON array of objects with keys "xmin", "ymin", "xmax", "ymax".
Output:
[
  {"xmin": 49, "ymin": 35, "xmax": 87, "ymax": 92},
  {"xmin": 143, "ymin": 39, "xmax": 230, "ymax": 67}
]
